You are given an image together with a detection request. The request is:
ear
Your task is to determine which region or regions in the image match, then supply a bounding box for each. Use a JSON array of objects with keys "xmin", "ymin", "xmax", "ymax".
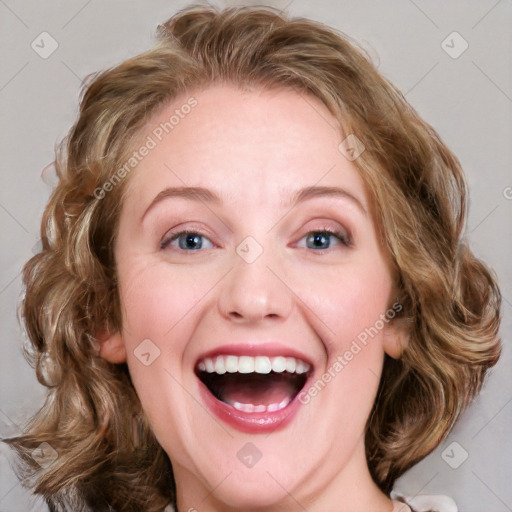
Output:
[
  {"xmin": 96, "ymin": 329, "xmax": 127, "ymax": 364},
  {"xmin": 382, "ymin": 316, "xmax": 410, "ymax": 359}
]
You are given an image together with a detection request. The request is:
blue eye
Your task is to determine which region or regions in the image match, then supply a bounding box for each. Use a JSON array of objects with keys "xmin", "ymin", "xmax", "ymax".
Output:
[
  {"xmin": 300, "ymin": 229, "xmax": 350, "ymax": 250},
  {"xmin": 160, "ymin": 228, "xmax": 351, "ymax": 252},
  {"xmin": 160, "ymin": 231, "xmax": 214, "ymax": 251}
]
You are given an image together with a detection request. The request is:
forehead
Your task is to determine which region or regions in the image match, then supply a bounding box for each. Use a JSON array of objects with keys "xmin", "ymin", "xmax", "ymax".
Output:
[{"xmin": 124, "ymin": 84, "xmax": 367, "ymax": 208}]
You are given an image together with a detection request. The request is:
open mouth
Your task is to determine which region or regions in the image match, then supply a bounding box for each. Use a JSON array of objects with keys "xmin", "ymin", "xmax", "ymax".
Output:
[{"xmin": 195, "ymin": 355, "xmax": 312, "ymax": 414}]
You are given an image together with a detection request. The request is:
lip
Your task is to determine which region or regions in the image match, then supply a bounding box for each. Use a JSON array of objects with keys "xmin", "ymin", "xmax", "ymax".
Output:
[
  {"xmin": 197, "ymin": 377, "xmax": 306, "ymax": 433},
  {"xmin": 195, "ymin": 342, "xmax": 314, "ymax": 433}
]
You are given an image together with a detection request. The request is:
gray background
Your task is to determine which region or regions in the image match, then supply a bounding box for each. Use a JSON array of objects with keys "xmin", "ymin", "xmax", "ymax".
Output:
[{"xmin": 0, "ymin": 1, "xmax": 510, "ymax": 510}]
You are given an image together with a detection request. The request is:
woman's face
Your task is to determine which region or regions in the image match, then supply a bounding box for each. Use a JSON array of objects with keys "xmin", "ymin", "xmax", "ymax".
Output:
[{"xmin": 101, "ymin": 84, "xmax": 401, "ymax": 511}]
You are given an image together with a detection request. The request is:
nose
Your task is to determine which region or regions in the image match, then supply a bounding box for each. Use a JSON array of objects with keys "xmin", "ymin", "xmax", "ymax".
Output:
[{"xmin": 217, "ymin": 247, "xmax": 294, "ymax": 324}]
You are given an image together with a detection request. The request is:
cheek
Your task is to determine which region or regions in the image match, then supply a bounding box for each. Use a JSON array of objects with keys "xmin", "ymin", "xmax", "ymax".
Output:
[
  {"xmin": 299, "ymin": 258, "xmax": 392, "ymax": 421},
  {"xmin": 116, "ymin": 260, "xmax": 214, "ymax": 457},
  {"xmin": 116, "ymin": 259, "xmax": 214, "ymax": 409},
  {"xmin": 304, "ymin": 261, "xmax": 393, "ymax": 350},
  {"xmin": 320, "ymin": 264, "xmax": 392, "ymax": 410},
  {"xmin": 118, "ymin": 257, "xmax": 216, "ymax": 345}
]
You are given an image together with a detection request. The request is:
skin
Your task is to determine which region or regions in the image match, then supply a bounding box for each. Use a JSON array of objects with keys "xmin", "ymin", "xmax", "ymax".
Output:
[{"xmin": 100, "ymin": 84, "xmax": 403, "ymax": 512}]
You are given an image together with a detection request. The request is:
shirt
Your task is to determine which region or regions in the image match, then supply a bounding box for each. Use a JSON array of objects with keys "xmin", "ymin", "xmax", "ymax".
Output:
[{"xmin": 392, "ymin": 493, "xmax": 458, "ymax": 512}]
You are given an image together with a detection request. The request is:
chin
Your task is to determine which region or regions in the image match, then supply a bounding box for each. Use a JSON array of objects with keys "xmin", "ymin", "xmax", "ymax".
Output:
[{"xmin": 198, "ymin": 474, "xmax": 295, "ymax": 511}]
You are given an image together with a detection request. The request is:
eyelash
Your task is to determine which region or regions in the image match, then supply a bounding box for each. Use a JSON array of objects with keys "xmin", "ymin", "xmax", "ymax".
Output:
[{"xmin": 159, "ymin": 227, "xmax": 352, "ymax": 252}]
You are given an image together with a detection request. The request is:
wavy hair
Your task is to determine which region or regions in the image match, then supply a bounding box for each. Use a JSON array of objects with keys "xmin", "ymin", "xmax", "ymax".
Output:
[{"xmin": 4, "ymin": 4, "xmax": 501, "ymax": 511}]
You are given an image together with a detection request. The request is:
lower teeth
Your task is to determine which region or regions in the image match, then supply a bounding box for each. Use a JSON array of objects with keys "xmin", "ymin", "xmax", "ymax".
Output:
[
  {"xmin": 197, "ymin": 370, "xmax": 307, "ymax": 414},
  {"xmin": 231, "ymin": 398, "xmax": 291, "ymax": 413}
]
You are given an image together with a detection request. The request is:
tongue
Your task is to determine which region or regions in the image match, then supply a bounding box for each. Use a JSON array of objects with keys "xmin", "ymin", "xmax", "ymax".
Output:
[{"xmin": 208, "ymin": 373, "xmax": 300, "ymax": 407}]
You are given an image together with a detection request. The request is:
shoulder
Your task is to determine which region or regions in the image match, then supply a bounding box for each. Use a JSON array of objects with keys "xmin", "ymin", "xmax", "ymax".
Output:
[{"xmin": 391, "ymin": 492, "xmax": 458, "ymax": 512}]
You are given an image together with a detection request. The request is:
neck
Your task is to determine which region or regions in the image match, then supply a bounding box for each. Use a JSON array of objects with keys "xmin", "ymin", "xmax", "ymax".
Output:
[{"xmin": 174, "ymin": 439, "xmax": 394, "ymax": 512}]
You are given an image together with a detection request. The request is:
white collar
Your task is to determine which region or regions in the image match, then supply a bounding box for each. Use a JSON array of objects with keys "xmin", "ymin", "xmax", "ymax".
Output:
[{"xmin": 391, "ymin": 492, "xmax": 458, "ymax": 512}]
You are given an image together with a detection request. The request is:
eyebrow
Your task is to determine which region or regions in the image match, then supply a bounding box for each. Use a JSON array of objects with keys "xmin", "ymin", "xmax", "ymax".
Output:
[{"xmin": 141, "ymin": 184, "xmax": 367, "ymax": 222}]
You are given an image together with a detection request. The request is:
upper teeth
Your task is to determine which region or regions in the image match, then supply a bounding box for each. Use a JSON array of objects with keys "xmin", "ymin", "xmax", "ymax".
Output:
[{"xmin": 197, "ymin": 355, "xmax": 311, "ymax": 375}]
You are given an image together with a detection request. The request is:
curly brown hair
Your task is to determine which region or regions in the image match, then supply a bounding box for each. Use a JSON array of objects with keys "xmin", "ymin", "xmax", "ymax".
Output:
[{"xmin": 4, "ymin": 4, "xmax": 501, "ymax": 511}]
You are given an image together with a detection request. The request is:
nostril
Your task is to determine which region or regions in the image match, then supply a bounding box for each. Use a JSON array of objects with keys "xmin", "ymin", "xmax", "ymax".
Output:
[{"xmin": 228, "ymin": 311, "xmax": 279, "ymax": 321}]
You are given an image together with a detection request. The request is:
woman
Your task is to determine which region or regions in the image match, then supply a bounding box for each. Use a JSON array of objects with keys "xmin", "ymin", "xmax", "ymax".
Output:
[{"xmin": 5, "ymin": 5, "xmax": 501, "ymax": 511}]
